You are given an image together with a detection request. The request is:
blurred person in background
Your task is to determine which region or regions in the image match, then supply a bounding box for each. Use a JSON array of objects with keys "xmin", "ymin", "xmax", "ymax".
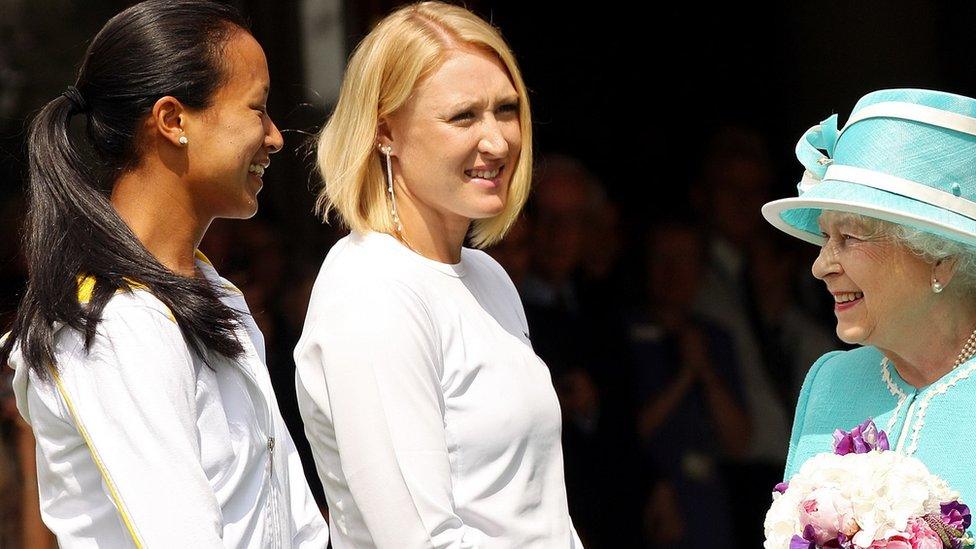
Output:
[
  {"xmin": 522, "ymin": 155, "xmax": 643, "ymax": 546},
  {"xmin": 749, "ymin": 232, "xmax": 838, "ymax": 399},
  {"xmin": 0, "ymin": 1, "xmax": 327, "ymax": 545},
  {"xmin": 295, "ymin": 2, "xmax": 582, "ymax": 547},
  {"xmin": 691, "ymin": 127, "xmax": 799, "ymax": 546},
  {"xmin": 487, "ymin": 215, "xmax": 532, "ymax": 287},
  {"xmin": 628, "ymin": 220, "xmax": 750, "ymax": 548}
]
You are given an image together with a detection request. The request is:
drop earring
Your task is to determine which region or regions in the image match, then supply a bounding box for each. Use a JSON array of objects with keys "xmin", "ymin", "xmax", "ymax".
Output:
[
  {"xmin": 379, "ymin": 144, "xmax": 402, "ymax": 232},
  {"xmin": 932, "ymin": 278, "xmax": 944, "ymax": 293}
]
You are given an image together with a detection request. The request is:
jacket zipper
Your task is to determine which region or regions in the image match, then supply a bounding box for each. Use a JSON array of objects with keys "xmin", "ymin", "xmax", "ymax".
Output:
[
  {"xmin": 268, "ymin": 435, "xmax": 280, "ymax": 549},
  {"xmin": 230, "ymin": 318, "xmax": 281, "ymax": 548}
]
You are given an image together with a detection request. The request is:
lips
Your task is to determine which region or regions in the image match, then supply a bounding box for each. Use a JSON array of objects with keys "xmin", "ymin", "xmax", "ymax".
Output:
[
  {"xmin": 248, "ymin": 163, "xmax": 266, "ymax": 178},
  {"xmin": 832, "ymin": 290, "xmax": 864, "ymax": 311},
  {"xmin": 465, "ymin": 165, "xmax": 503, "ymax": 186}
]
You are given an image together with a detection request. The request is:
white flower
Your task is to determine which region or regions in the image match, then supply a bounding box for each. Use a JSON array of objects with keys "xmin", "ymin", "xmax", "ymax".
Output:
[{"xmin": 764, "ymin": 450, "xmax": 962, "ymax": 549}]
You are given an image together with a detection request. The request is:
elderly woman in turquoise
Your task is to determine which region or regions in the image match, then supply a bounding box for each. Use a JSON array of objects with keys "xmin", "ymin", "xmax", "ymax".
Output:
[{"xmin": 762, "ymin": 88, "xmax": 976, "ymax": 502}]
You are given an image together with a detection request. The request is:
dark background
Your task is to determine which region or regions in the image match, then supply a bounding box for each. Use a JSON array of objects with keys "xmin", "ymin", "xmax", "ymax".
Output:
[{"xmin": 1, "ymin": 1, "xmax": 974, "ymax": 547}]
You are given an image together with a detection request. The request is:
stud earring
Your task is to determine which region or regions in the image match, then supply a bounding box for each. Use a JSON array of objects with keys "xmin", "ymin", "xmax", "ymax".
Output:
[
  {"xmin": 932, "ymin": 278, "xmax": 944, "ymax": 293},
  {"xmin": 379, "ymin": 144, "xmax": 402, "ymax": 232},
  {"xmin": 178, "ymin": 133, "xmax": 188, "ymax": 146}
]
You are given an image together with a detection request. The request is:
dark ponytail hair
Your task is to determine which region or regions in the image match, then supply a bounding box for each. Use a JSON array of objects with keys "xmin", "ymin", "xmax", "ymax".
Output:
[{"xmin": 1, "ymin": 0, "xmax": 252, "ymax": 379}]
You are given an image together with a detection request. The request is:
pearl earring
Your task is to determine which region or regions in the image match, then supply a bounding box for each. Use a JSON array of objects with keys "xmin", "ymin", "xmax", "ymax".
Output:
[
  {"xmin": 932, "ymin": 278, "xmax": 944, "ymax": 293},
  {"xmin": 378, "ymin": 144, "xmax": 402, "ymax": 232}
]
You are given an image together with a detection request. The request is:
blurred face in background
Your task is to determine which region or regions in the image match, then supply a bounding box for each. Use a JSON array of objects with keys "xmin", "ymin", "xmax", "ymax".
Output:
[
  {"xmin": 582, "ymin": 200, "xmax": 622, "ymax": 279},
  {"xmin": 707, "ymin": 157, "xmax": 772, "ymax": 249},
  {"xmin": 530, "ymin": 162, "xmax": 590, "ymax": 283},
  {"xmin": 647, "ymin": 224, "xmax": 704, "ymax": 310}
]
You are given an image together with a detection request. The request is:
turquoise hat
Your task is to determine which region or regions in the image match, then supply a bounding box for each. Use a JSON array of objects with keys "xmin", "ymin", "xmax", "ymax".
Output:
[{"xmin": 762, "ymin": 89, "xmax": 976, "ymax": 247}]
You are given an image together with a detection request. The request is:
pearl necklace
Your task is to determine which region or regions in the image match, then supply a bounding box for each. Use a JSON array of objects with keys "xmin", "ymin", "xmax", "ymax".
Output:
[
  {"xmin": 881, "ymin": 325, "xmax": 976, "ymax": 456},
  {"xmin": 952, "ymin": 326, "xmax": 976, "ymax": 369}
]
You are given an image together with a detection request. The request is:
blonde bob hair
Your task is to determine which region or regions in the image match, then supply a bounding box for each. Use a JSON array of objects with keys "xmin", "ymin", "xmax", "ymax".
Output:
[{"xmin": 314, "ymin": 1, "xmax": 533, "ymax": 249}]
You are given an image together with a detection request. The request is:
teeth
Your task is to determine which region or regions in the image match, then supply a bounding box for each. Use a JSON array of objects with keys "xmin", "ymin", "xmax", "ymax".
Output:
[
  {"xmin": 248, "ymin": 164, "xmax": 265, "ymax": 177},
  {"xmin": 468, "ymin": 167, "xmax": 500, "ymax": 179},
  {"xmin": 834, "ymin": 292, "xmax": 864, "ymax": 303}
]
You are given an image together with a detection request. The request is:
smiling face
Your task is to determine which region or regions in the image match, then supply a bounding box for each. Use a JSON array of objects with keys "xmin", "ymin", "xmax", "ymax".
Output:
[
  {"xmin": 185, "ymin": 30, "xmax": 283, "ymax": 219},
  {"xmin": 812, "ymin": 211, "xmax": 936, "ymax": 347},
  {"xmin": 382, "ymin": 48, "xmax": 521, "ymax": 233}
]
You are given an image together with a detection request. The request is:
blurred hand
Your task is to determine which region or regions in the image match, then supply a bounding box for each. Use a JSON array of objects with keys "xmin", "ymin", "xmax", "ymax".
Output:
[
  {"xmin": 678, "ymin": 326, "xmax": 712, "ymax": 378},
  {"xmin": 558, "ymin": 369, "xmax": 600, "ymax": 421},
  {"xmin": 644, "ymin": 479, "xmax": 685, "ymax": 544}
]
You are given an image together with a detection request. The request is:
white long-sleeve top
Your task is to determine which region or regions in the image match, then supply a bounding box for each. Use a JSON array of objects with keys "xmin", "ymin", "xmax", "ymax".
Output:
[
  {"xmin": 9, "ymin": 252, "xmax": 328, "ymax": 548},
  {"xmin": 294, "ymin": 231, "xmax": 583, "ymax": 549}
]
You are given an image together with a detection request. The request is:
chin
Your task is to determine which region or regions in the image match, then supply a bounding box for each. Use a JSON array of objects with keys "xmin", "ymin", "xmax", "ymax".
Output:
[
  {"xmin": 470, "ymin": 198, "xmax": 507, "ymax": 219},
  {"xmin": 225, "ymin": 198, "xmax": 259, "ymax": 219},
  {"xmin": 835, "ymin": 325, "xmax": 868, "ymax": 346}
]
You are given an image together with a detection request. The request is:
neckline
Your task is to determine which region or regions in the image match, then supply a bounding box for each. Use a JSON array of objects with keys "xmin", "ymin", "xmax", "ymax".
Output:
[
  {"xmin": 357, "ymin": 231, "xmax": 468, "ymax": 278},
  {"xmin": 881, "ymin": 346, "xmax": 976, "ymax": 395}
]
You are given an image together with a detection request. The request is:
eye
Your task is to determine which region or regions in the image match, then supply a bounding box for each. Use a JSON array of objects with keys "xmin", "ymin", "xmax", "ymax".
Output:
[
  {"xmin": 842, "ymin": 233, "xmax": 861, "ymax": 242},
  {"xmin": 496, "ymin": 102, "xmax": 519, "ymax": 117},
  {"xmin": 449, "ymin": 110, "xmax": 475, "ymax": 123}
]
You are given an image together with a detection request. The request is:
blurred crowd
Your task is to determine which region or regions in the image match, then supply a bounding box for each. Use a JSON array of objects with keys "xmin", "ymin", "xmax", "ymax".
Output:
[{"xmin": 0, "ymin": 126, "xmax": 842, "ymax": 548}]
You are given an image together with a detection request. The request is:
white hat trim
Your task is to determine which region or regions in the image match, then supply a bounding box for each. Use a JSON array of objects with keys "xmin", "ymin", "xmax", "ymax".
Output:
[
  {"xmin": 762, "ymin": 197, "xmax": 976, "ymax": 248},
  {"xmin": 841, "ymin": 101, "xmax": 976, "ymax": 139},
  {"xmin": 816, "ymin": 164, "xmax": 976, "ymax": 221}
]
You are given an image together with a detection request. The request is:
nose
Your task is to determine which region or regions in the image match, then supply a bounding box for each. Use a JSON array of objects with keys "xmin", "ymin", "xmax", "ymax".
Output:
[
  {"xmin": 811, "ymin": 241, "xmax": 841, "ymax": 280},
  {"xmin": 266, "ymin": 116, "xmax": 284, "ymax": 155},
  {"xmin": 478, "ymin": 116, "xmax": 509, "ymax": 159}
]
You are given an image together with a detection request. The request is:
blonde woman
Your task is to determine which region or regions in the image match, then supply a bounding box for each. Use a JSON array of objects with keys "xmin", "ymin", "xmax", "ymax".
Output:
[{"xmin": 294, "ymin": 2, "xmax": 583, "ymax": 547}]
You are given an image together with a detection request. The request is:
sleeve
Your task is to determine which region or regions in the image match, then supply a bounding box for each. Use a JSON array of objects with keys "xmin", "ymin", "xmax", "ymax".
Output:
[
  {"xmin": 55, "ymin": 301, "xmax": 225, "ymax": 546},
  {"xmin": 280, "ymin": 424, "xmax": 330, "ymax": 547},
  {"xmin": 297, "ymin": 281, "xmax": 490, "ymax": 549},
  {"xmin": 782, "ymin": 350, "xmax": 842, "ymax": 479}
]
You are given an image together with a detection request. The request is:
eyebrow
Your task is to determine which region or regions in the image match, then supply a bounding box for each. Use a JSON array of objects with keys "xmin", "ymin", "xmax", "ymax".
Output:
[{"xmin": 446, "ymin": 95, "xmax": 519, "ymax": 113}]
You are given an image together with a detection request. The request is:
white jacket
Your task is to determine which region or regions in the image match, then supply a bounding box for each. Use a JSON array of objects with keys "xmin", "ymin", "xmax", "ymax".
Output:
[{"xmin": 9, "ymin": 253, "xmax": 328, "ymax": 548}]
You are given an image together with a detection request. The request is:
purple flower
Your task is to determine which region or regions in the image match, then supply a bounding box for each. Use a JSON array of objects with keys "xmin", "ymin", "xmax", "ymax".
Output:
[
  {"xmin": 774, "ymin": 481, "xmax": 789, "ymax": 494},
  {"xmin": 791, "ymin": 533, "xmax": 815, "ymax": 549},
  {"xmin": 941, "ymin": 500, "xmax": 972, "ymax": 531},
  {"xmin": 877, "ymin": 430, "xmax": 890, "ymax": 451},
  {"xmin": 832, "ymin": 419, "xmax": 889, "ymax": 455}
]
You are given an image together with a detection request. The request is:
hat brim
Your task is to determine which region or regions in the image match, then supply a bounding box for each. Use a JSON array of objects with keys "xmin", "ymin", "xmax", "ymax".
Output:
[{"xmin": 762, "ymin": 179, "xmax": 976, "ymax": 248}]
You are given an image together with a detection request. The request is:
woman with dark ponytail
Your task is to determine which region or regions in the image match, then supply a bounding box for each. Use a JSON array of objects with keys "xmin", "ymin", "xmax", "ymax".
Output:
[{"xmin": 0, "ymin": 1, "xmax": 328, "ymax": 546}]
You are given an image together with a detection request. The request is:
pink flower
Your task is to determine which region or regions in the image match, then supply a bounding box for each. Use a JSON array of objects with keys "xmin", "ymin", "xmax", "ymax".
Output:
[
  {"xmin": 906, "ymin": 518, "xmax": 943, "ymax": 549},
  {"xmin": 868, "ymin": 536, "xmax": 912, "ymax": 548},
  {"xmin": 798, "ymin": 488, "xmax": 858, "ymax": 544}
]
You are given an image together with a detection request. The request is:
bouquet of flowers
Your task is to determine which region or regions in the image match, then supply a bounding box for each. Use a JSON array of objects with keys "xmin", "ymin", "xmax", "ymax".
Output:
[{"xmin": 764, "ymin": 419, "xmax": 973, "ymax": 549}]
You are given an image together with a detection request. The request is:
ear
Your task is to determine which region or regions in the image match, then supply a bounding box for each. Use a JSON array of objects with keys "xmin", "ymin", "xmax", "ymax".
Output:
[
  {"xmin": 933, "ymin": 256, "xmax": 961, "ymax": 290},
  {"xmin": 376, "ymin": 118, "xmax": 394, "ymax": 154},
  {"xmin": 150, "ymin": 96, "xmax": 188, "ymax": 147}
]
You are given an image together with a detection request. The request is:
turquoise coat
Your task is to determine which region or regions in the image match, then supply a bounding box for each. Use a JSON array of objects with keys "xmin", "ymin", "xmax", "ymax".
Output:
[{"xmin": 785, "ymin": 346, "xmax": 976, "ymax": 503}]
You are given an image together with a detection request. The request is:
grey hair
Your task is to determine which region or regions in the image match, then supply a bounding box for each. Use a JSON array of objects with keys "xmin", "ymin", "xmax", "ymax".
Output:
[{"xmin": 837, "ymin": 212, "xmax": 976, "ymax": 293}]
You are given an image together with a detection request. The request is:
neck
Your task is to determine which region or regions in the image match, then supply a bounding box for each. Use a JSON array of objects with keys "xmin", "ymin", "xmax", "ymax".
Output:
[
  {"xmin": 392, "ymin": 180, "xmax": 469, "ymax": 264},
  {"xmin": 111, "ymin": 162, "xmax": 208, "ymax": 278},
  {"xmin": 880, "ymin": 297, "xmax": 976, "ymax": 388}
]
